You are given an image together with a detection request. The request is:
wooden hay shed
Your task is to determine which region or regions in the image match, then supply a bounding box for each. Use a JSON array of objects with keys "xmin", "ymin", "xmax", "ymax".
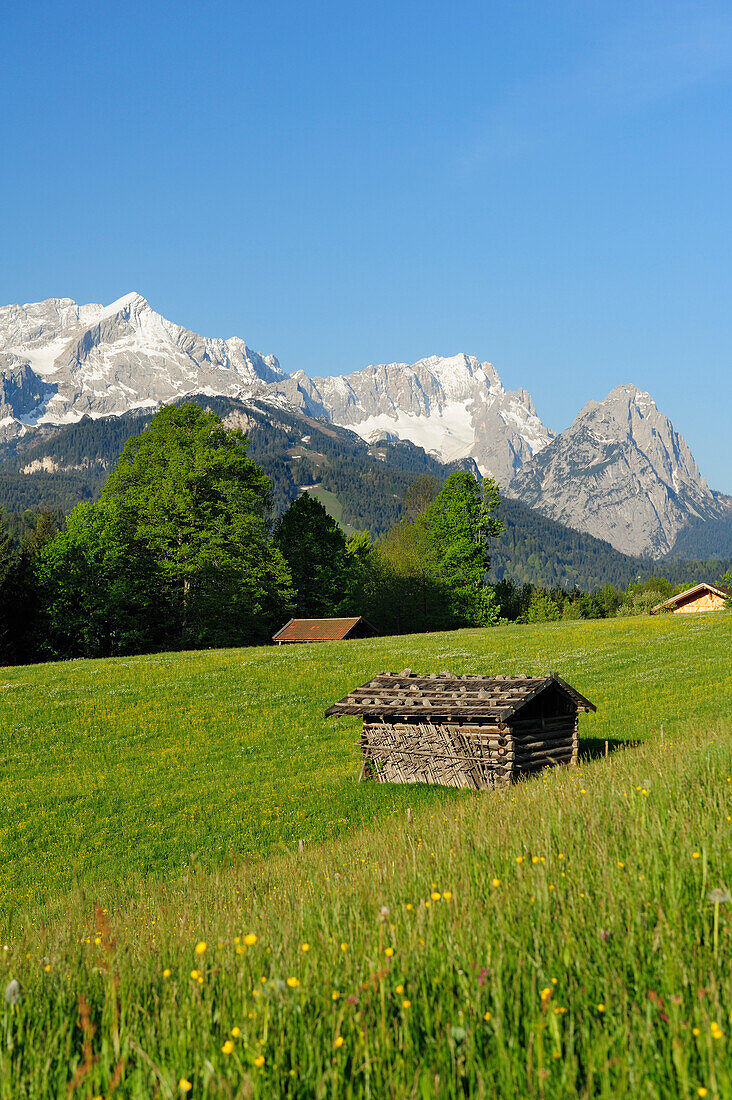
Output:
[
  {"xmin": 650, "ymin": 583, "xmax": 731, "ymax": 615},
  {"xmin": 325, "ymin": 670, "xmax": 596, "ymax": 789},
  {"xmin": 273, "ymin": 616, "xmax": 377, "ymax": 645}
]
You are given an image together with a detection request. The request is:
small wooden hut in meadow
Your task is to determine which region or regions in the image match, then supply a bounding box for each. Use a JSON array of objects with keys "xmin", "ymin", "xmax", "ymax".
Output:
[
  {"xmin": 326, "ymin": 671, "xmax": 596, "ymax": 789},
  {"xmin": 650, "ymin": 583, "xmax": 731, "ymax": 615},
  {"xmin": 272, "ymin": 616, "xmax": 377, "ymax": 645}
]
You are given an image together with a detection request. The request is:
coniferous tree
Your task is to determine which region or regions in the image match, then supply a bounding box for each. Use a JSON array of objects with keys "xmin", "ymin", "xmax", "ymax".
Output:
[{"xmin": 274, "ymin": 493, "xmax": 348, "ymax": 617}]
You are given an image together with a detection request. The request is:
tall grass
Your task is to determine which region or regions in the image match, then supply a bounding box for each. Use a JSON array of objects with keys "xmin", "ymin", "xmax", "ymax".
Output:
[{"xmin": 1, "ymin": 614, "xmax": 731, "ymax": 1097}]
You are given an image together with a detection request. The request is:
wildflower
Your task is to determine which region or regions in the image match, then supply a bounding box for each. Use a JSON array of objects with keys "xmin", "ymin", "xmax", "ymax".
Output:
[
  {"xmin": 406, "ymin": 903, "xmax": 413, "ymax": 911},
  {"xmin": 443, "ymin": 891, "xmax": 453, "ymax": 901},
  {"xmin": 385, "ymin": 947, "xmax": 394, "ymax": 957},
  {"xmin": 195, "ymin": 941, "xmax": 207, "ymax": 956},
  {"xmin": 708, "ymin": 889, "xmax": 731, "ymax": 904},
  {"xmin": 231, "ymin": 1027, "xmax": 241, "ymax": 1038},
  {"xmin": 483, "ymin": 1010, "xmax": 492, "ymax": 1021},
  {"xmin": 222, "ymin": 1040, "xmax": 234, "ymax": 1054},
  {"xmin": 379, "ymin": 906, "xmax": 390, "ymax": 921},
  {"xmin": 692, "ymin": 1027, "xmax": 701, "ymax": 1036},
  {"xmin": 551, "ymin": 978, "xmax": 557, "ymax": 985},
  {"xmin": 532, "ymin": 856, "xmax": 540, "ymax": 864},
  {"xmin": 710, "ymin": 1022, "xmax": 723, "ymax": 1039},
  {"xmin": 243, "ymin": 933, "xmax": 257, "ymax": 946},
  {"xmin": 163, "ymin": 968, "xmax": 171, "ymax": 978},
  {"xmin": 254, "ymin": 1055, "xmax": 265, "ymax": 1067},
  {"xmin": 340, "ymin": 942, "xmax": 348, "ymax": 952},
  {"xmin": 190, "ymin": 970, "xmax": 200, "ymax": 981},
  {"xmin": 396, "ymin": 984, "xmax": 404, "ymax": 994},
  {"xmin": 334, "ymin": 1036, "xmax": 344, "ymax": 1049},
  {"xmin": 692, "ymin": 852, "xmax": 701, "ymax": 859},
  {"xmin": 540, "ymin": 988, "xmax": 552, "ymax": 1003},
  {"xmin": 698, "ymin": 1089, "xmax": 708, "ymax": 1097},
  {"xmin": 179, "ymin": 1081, "xmax": 192, "ymax": 1093},
  {"xmin": 286, "ymin": 976, "xmax": 300, "ymax": 988},
  {"xmin": 301, "ymin": 943, "xmax": 310, "ymax": 952},
  {"xmin": 402, "ymin": 999, "xmax": 411, "ymax": 1008},
  {"xmin": 617, "ymin": 862, "xmax": 625, "ymax": 869},
  {"xmin": 516, "ymin": 856, "xmax": 524, "ymax": 864},
  {"xmin": 332, "ymin": 990, "xmax": 340, "ymax": 1000},
  {"xmin": 94, "ymin": 936, "xmax": 101, "ymax": 946},
  {"xmin": 347, "ymin": 995, "xmax": 358, "ymax": 1005},
  {"xmin": 597, "ymin": 1004, "xmax": 605, "ymax": 1012},
  {"xmin": 4, "ymin": 980, "xmax": 22, "ymax": 1005},
  {"xmin": 431, "ymin": 892, "xmax": 441, "ymax": 901}
]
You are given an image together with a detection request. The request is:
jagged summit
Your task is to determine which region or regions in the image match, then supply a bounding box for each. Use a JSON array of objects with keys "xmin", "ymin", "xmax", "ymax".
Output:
[{"xmin": 511, "ymin": 383, "xmax": 726, "ymax": 557}]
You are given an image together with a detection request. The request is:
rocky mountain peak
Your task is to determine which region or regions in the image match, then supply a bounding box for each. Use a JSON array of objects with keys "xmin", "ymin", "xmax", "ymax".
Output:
[{"xmin": 510, "ymin": 384, "xmax": 725, "ymax": 558}]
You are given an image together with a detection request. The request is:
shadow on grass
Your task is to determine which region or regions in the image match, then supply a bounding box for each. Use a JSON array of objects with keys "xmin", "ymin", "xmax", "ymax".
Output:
[{"xmin": 579, "ymin": 736, "xmax": 640, "ymax": 762}]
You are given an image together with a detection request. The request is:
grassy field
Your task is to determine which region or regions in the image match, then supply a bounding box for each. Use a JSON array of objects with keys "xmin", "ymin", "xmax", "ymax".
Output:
[{"xmin": 1, "ymin": 613, "xmax": 731, "ymax": 1097}]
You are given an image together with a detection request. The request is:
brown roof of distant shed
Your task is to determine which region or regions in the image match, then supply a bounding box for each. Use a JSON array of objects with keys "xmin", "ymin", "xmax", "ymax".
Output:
[{"xmin": 273, "ymin": 617, "xmax": 375, "ymax": 643}]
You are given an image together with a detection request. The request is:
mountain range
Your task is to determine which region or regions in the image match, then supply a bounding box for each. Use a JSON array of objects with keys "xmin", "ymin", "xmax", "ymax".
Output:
[{"xmin": 0, "ymin": 291, "xmax": 729, "ymax": 560}]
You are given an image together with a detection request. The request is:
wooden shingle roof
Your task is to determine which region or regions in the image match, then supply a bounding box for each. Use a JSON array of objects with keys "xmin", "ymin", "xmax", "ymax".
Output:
[
  {"xmin": 325, "ymin": 671, "xmax": 595, "ymax": 721},
  {"xmin": 273, "ymin": 616, "xmax": 376, "ymax": 643}
]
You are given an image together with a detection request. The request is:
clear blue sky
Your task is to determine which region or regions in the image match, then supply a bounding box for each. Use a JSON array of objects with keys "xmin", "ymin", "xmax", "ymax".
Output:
[{"xmin": 2, "ymin": 1, "xmax": 731, "ymax": 491}]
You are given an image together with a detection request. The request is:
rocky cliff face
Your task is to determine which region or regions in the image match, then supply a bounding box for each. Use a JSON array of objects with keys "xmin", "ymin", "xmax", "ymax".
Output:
[
  {"xmin": 293, "ymin": 354, "xmax": 554, "ymax": 486},
  {"xmin": 0, "ymin": 292, "xmax": 285, "ymax": 431},
  {"xmin": 510, "ymin": 385, "xmax": 731, "ymax": 558}
]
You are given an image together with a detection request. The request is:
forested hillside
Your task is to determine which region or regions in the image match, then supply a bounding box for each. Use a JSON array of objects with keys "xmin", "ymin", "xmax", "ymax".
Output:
[{"xmin": 0, "ymin": 395, "xmax": 728, "ymax": 593}]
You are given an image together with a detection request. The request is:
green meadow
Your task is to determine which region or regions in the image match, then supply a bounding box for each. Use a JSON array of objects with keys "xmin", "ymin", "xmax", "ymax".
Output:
[{"xmin": 1, "ymin": 613, "xmax": 731, "ymax": 1097}]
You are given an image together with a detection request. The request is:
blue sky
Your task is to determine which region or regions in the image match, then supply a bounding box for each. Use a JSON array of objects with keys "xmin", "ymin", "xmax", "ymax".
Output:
[{"xmin": 2, "ymin": 0, "xmax": 731, "ymax": 491}]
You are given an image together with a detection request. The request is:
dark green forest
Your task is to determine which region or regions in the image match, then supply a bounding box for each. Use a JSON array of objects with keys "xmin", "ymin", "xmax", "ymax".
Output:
[{"xmin": 0, "ymin": 395, "xmax": 729, "ymax": 600}]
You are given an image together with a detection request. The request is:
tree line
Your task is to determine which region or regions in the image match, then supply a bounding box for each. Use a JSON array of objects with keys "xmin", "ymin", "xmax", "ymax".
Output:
[
  {"xmin": 0, "ymin": 406, "xmax": 504, "ymax": 664},
  {"xmin": 1, "ymin": 404, "xmax": 726, "ymax": 666}
]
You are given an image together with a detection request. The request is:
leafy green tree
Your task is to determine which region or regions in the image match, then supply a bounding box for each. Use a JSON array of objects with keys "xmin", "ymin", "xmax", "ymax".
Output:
[
  {"xmin": 416, "ymin": 471, "xmax": 504, "ymax": 627},
  {"xmin": 36, "ymin": 501, "xmax": 163, "ymax": 658},
  {"xmin": 100, "ymin": 404, "xmax": 293, "ymax": 648}
]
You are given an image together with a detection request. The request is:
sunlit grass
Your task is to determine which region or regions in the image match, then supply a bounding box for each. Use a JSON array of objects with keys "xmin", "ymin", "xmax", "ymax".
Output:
[{"xmin": 1, "ymin": 613, "xmax": 731, "ymax": 1096}]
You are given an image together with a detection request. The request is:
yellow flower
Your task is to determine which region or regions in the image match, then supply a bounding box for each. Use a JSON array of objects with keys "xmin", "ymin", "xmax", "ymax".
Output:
[
  {"xmin": 331, "ymin": 990, "xmax": 340, "ymax": 1000},
  {"xmin": 698, "ymin": 1089, "xmax": 709, "ymax": 1097},
  {"xmin": 597, "ymin": 1004, "xmax": 605, "ymax": 1012},
  {"xmin": 301, "ymin": 943, "xmax": 310, "ymax": 952},
  {"xmin": 194, "ymin": 941, "xmax": 207, "ymax": 956},
  {"xmin": 492, "ymin": 878, "xmax": 501, "ymax": 887},
  {"xmin": 551, "ymin": 978, "xmax": 557, "ymax": 985},
  {"xmin": 254, "ymin": 1055, "xmax": 265, "ymax": 1067},
  {"xmin": 396, "ymin": 984, "xmax": 404, "ymax": 994},
  {"xmin": 94, "ymin": 936, "xmax": 101, "ymax": 946},
  {"xmin": 617, "ymin": 862, "xmax": 625, "ymax": 868},
  {"xmin": 540, "ymin": 988, "xmax": 552, "ymax": 1003},
  {"xmin": 190, "ymin": 969, "xmax": 200, "ymax": 981},
  {"xmin": 236, "ymin": 945, "xmax": 245, "ymax": 955},
  {"xmin": 692, "ymin": 852, "xmax": 701, "ymax": 860},
  {"xmin": 532, "ymin": 856, "xmax": 540, "ymax": 864},
  {"xmin": 692, "ymin": 1027, "xmax": 701, "ymax": 1036},
  {"xmin": 443, "ymin": 891, "xmax": 453, "ymax": 901},
  {"xmin": 44, "ymin": 964, "xmax": 51, "ymax": 972},
  {"xmin": 431, "ymin": 891, "xmax": 441, "ymax": 901},
  {"xmin": 515, "ymin": 856, "xmax": 524, "ymax": 864},
  {"xmin": 406, "ymin": 903, "xmax": 413, "ymax": 911},
  {"xmin": 558, "ymin": 853, "xmax": 564, "ymax": 859},
  {"xmin": 340, "ymin": 942, "xmax": 348, "ymax": 952},
  {"xmin": 230, "ymin": 1026, "xmax": 241, "ymax": 1038},
  {"xmin": 334, "ymin": 1036, "xmax": 344, "ymax": 1049},
  {"xmin": 286, "ymin": 976, "xmax": 300, "ymax": 988},
  {"xmin": 483, "ymin": 1011, "xmax": 492, "ymax": 1021},
  {"xmin": 163, "ymin": 968, "xmax": 171, "ymax": 978},
  {"xmin": 385, "ymin": 947, "xmax": 394, "ymax": 957},
  {"xmin": 222, "ymin": 1040, "xmax": 234, "ymax": 1054},
  {"xmin": 179, "ymin": 1082, "xmax": 192, "ymax": 1094},
  {"xmin": 402, "ymin": 999, "xmax": 411, "ymax": 1008},
  {"xmin": 244, "ymin": 933, "xmax": 257, "ymax": 946},
  {"xmin": 711, "ymin": 1022, "xmax": 723, "ymax": 1039}
]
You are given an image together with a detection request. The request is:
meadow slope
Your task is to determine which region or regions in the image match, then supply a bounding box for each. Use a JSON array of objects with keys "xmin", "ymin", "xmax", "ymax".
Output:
[{"xmin": 1, "ymin": 613, "xmax": 731, "ymax": 1097}]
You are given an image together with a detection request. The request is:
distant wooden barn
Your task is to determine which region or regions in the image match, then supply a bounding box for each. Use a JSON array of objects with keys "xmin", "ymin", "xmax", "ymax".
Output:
[
  {"xmin": 326, "ymin": 670, "xmax": 595, "ymax": 789},
  {"xmin": 651, "ymin": 583, "xmax": 731, "ymax": 615},
  {"xmin": 273, "ymin": 616, "xmax": 378, "ymax": 645}
]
